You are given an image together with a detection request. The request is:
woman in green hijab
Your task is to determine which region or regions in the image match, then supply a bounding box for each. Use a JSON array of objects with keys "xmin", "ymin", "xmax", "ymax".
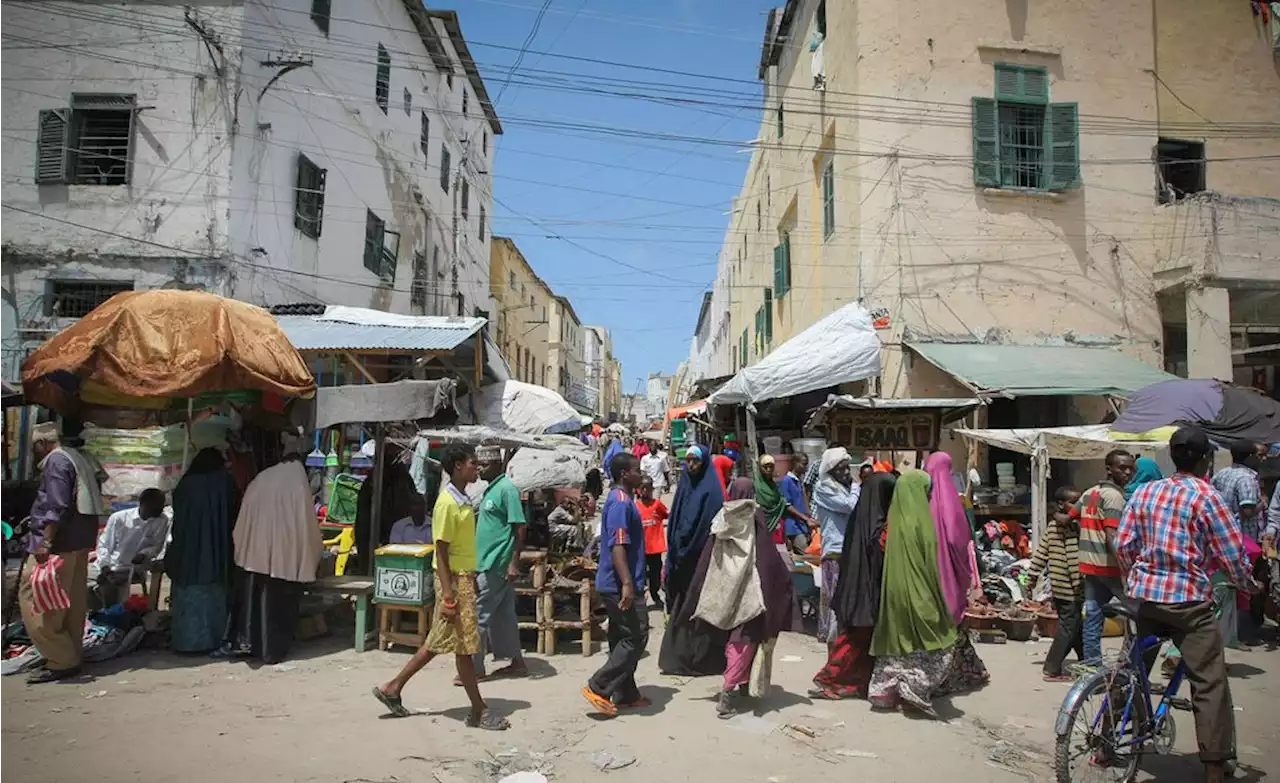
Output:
[{"xmin": 868, "ymin": 469, "xmax": 989, "ymax": 717}]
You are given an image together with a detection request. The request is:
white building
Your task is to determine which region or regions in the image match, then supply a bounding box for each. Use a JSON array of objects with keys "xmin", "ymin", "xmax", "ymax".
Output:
[{"xmin": 2, "ymin": 0, "xmax": 500, "ymax": 379}]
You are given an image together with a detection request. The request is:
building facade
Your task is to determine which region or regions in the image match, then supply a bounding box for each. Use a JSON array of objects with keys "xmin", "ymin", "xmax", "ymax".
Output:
[
  {"xmin": 2, "ymin": 0, "xmax": 500, "ymax": 379},
  {"xmin": 583, "ymin": 325, "xmax": 624, "ymax": 421},
  {"xmin": 490, "ymin": 236, "xmax": 554, "ymax": 387},
  {"xmin": 689, "ymin": 0, "xmax": 1279, "ymax": 401},
  {"xmin": 548, "ymin": 295, "xmax": 589, "ymax": 413}
]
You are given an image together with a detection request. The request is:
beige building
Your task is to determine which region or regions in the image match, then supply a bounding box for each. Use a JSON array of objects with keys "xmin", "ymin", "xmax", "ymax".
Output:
[
  {"xmin": 490, "ymin": 236, "xmax": 554, "ymax": 387},
  {"xmin": 691, "ymin": 0, "xmax": 1279, "ymax": 409},
  {"xmin": 585, "ymin": 325, "xmax": 624, "ymax": 421},
  {"xmin": 549, "ymin": 295, "xmax": 590, "ymax": 413}
]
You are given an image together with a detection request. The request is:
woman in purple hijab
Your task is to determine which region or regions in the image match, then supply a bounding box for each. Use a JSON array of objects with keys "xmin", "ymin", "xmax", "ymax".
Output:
[{"xmin": 923, "ymin": 452, "xmax": 972, "ymax": 626}]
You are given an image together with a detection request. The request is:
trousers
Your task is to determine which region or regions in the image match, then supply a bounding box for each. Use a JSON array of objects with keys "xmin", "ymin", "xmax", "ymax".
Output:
[
  {"xmin": 1082, "ymin": 574, "xmax": 1124, "ymax": 663},
  {"xmin": 587, "ymin": 593, "xmax": 649, "ymax": 703},
  {"xmin": 19, "ymin": 550, "xmax": 89, "ymax": 671},
  {"xmin": 1044, "ymin": 598, "xmax": 1084, "ymax": 676},
  {"xmin": 1137, "ymin": 601, "xmax": 1235, "ymax": 762},
  {"xmin": 645, "ymin": 554, "xmax": 664, "ymax": 609},
  {"xmin": 473, "ymin": 566, "xmax": 522, "ymax": 676}
]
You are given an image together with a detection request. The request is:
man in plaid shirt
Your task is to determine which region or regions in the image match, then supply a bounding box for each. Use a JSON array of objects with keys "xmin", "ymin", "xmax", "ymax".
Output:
[{"xmin": 1116, "ymin": 427, "xmax": 1259, "ymax": 783}]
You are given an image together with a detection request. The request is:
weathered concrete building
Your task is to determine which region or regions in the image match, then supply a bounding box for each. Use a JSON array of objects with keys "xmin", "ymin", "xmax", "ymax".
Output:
[
  {"xmin": 490, "ymin": 236, "xmax": 555, "ymax": 388},
  {"xmin": 690, "ymin": 0, "xmax": 1279, "ymax": 406},
  {"xmin": 2, "ymin": 0, "xmax": 500, "ymax": 379},
  {"xmin": 548, "ymin": 295, "xmax": 589, "ymax": 414},
  {"xmin": 584, "ymin": 325, "xmax": 623, "ymax": 422}
]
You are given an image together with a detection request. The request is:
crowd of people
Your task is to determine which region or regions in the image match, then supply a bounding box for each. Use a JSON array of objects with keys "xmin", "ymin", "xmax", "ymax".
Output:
[{"xmin": 12, "ymin": 416, "xmax": 1275, "ymax": 781}]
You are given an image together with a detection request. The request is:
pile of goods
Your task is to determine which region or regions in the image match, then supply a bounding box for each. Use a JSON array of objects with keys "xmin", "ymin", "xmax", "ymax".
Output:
[
  {"xmin": 965, "ymin": 596, "xmax": 1058, "ymax": 644},
  {"xmin": 84, "ymin": 419, "xmax": 230, "ymax": 508}
]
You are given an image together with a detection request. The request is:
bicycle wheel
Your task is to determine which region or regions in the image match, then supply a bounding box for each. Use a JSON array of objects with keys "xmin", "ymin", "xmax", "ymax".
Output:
[{"xmin": 1054, "ymin": 667, "xmax": 1144, "ymax": 783}]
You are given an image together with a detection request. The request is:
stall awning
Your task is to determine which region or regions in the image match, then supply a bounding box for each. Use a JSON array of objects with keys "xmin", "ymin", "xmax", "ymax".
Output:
[
  {"xmin": 806, "ymin": 394, "xmax": 982, "ymax": 430},
  {"xmin": 709, "ymin": 302, "xmax": 881, "ymax": 406},
  {"xmin": 304, "ymin": 379, "xmax": 457, "ymax": 429},
  {"xmin": 275, "ymin": 306, "xmax": 486, "ymax": 352},
  {"xmin": 907, "ymin": 342, "xmax": 1176, "ymax": 398},
  {"xmin": 668, "ymin": 399, "xmax": 708, "ymax": 420},
  {"xmin": 951, "ymin": 424, "xmax": 1166, "ymax": 460}
]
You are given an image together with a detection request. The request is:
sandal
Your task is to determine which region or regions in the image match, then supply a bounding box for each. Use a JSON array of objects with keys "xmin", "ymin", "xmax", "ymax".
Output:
[
  {"xmin": 26, "ymin": 666, "xmax": 80, "ymax": 684},
  {"xmin": 371, "ymin": 686, "xmax": 412, "ymax": 717},
  {"xmin": 617, "ymin": 696, "xmax": 651, "ymax": 709},
  {"xmin": 1042, "ymin": 673, "xmax": 1075, "ymax": 683},
  {"xmin": 581, "ymin": 685, "xmax": 618, "ymax": 717},
  {"xmin": 465, "ymin": 709, "xmax": 510, "ymax": 731},
  {"xmin": 807, "ymin": 687, "xmax": 844, "ymax": 700}
]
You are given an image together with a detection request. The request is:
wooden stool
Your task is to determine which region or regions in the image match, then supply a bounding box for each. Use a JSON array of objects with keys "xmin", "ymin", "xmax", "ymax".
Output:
[{"xmin": 377, "ymin": 603, "xmax": 432, "ymax": 651}]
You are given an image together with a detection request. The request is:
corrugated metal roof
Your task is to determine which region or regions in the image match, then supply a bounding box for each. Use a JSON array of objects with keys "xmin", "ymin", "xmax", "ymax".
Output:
[
  {"xmin": 276, "ymin": 315, "xmax": 484, "ymax": 352},
  {"xmin": 907, "ymin": 342, "xmax": 1176, "ymax": 397}
]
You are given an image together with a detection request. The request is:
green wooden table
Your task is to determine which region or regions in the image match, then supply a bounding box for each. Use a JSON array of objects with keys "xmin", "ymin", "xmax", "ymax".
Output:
[{"xmin": 311, "ymin": 575, "xmax": 376, "ymax": 652}]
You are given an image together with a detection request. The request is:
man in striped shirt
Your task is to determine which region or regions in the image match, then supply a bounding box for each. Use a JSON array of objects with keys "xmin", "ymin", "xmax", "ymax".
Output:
[
  {"xmin": 1074, "ymin": 449, "xmax": 1136, "ymax": 664},
  {"xmin": 1022, "ymin": 486, "xmax": 1082, "ymax": 681},
  {"xmin": 1117, "ymin": 427, "xmax": 1258, "ymax": 783}
]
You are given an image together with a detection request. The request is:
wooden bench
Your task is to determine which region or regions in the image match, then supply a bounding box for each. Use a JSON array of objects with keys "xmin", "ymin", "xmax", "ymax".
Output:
[{"xmin": 310, "ymin": 575, "xmax": 376, "ymax": 652}]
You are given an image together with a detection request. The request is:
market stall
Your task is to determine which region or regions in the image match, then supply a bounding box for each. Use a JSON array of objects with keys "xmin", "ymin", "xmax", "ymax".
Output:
[
  {"xmin": 457, "ymin": 379, "xmax": 582, "ymax": 435},
  {"xmin": 806, "ymin": 394, "xmax": 981, "ymax": 464}
]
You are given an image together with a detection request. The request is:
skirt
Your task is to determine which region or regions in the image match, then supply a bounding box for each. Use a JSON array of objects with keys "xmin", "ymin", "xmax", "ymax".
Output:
[
  {"xmin": 170, "ymin": 583, "xmax": 227, "ymax": 653},
  {"xmin": 817, "ymin": 558, "xmax": 840, "ymax": 644},
  {"xmin": 868, "ymin": 629, "xmax": 988, "ymax": 717},
  {"xmin": 812, "ymin": 625, "xmax": 875, "ymax": 698},
  {"xmin": 225, "ymin": 570, "xmax": 304, "ymax": 664}
]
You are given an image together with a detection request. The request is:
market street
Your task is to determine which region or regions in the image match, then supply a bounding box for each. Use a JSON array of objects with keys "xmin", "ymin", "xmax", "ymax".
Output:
[{"xmin": 4, "ymin": 624, "xmax": 1278, "ymax": 783}]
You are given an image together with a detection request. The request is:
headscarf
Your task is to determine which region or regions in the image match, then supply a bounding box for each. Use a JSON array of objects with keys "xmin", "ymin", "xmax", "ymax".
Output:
[
  {"xmin": 924, "ymin": 451, "xmax": 973, "ymax": 626},
  {"xmin": 814, "ymin": 447, "xmax": 851, "ymax": 498},
  {"xmin": 1125, "ymin": 456, "xmax": 1163, "ymax": 499},
  {"xmin": 665, "ymin": 444, "xmax": 725, "ymax": 594},
  {"xmin": 871, "ymin": 470, "xmax": 959, "ymax": 658},
  {"xmin": 169, "ymin": 448, "xmax": 238, "ymax": 587},
  {"xmin": 832, "ymin": 472, "xmax": 895, "ymax": 628},
  {"xmin": 753, "ymin": 456, "xmax": 787, "ymax": 533}
]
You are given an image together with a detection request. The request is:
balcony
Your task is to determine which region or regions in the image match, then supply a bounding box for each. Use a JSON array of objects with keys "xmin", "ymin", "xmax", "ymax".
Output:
[{"xmin": 1153, "ymin": 193, "xmax": 1280, "ymax": 292}]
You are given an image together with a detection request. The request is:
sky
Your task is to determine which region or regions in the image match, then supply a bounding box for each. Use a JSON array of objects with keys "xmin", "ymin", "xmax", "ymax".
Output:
[{"xmin": 453, "ymin": 0, "xmax": 778, "ymax": 394}]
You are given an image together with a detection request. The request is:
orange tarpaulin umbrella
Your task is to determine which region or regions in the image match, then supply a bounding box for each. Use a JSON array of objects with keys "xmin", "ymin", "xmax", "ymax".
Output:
[{"xmin": 22, "ymin": 289, "xmax": 316, "ymax": 414}]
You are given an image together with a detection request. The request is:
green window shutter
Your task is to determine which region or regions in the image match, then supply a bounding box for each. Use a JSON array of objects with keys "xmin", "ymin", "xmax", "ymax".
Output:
[
  {"xmin": 971, "ymin": 97, "xmax": 999, "ymax": 187},
  {"xmin": 994, "ymin": 62, "xmax": 1048, "ymax": 103},
  {"xmin": 781, "ymin": 233, "xmax": 792, "ymax": 294},
  {"xmin": 741, "ymin": 329, "xmax": 749, "ymax": 366},
  {"xmin": 36, "ymin": 109, "xmax": 69, "ymax": 184},
  {"xmin": 777, "ymin": 103, "xmax": 784, "ymax": 139},
  {"xmin": 1045, "ymin": 102, "xmax": 1081, "ymax": 190},
  {"xmin": 763, "ymin": 287, "xmax": 773, "ymax": 343},
  {"xmin": 821, "ymin": 163, "xmax": 835, "ymax": 239},
  {"xmin": 772, "ymin": 244, "xmax": 784, "ymax": 295}
]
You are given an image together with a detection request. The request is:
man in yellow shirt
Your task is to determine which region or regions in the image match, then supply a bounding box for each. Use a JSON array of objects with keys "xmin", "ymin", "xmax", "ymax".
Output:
[{"xmin": 372, "ymin": 445, "xmax": 510, "ymax": 730}]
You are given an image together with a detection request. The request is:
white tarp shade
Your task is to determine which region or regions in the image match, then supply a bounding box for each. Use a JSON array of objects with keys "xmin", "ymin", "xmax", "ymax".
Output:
[
  {"xmin": 458, "ymin": 379, "xmax": 581, "ymax": 435},
  {"xmin": 950, "ymin": 424, "xmax": 1167, "ymax": 461},
  {"xmin": 307, "ymin": 379, "xmax": 456, "ymax": 429},
  {"xmin": 508, "ymin": 446, "xmax": 590, "ymax": 491},
  {"xmin": 708, "ymin": 301, "xmax": 882, "ymax": 406}
]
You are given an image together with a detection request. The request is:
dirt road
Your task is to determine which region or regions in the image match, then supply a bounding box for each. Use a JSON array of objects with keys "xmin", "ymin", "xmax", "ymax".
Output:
[{"xmin": 3, "ymin": 621, "xmax": 1277, "ymax": 782}]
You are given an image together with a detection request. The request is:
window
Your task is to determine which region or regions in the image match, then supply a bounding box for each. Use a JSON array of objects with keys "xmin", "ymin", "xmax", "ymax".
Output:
[
  {"xmin": 821, "ymin": 160, "xmax": 835, "ymax": 239},
  {"xmin": 461, "ymin": 179, "xmax": 470, "ymax": 221},
  {"xmin": 483, "ymin": 132, "xmax": 489, "ymax": 157},
  {"xmin": 754, "ymin": 288, "xmax": 773, "ymax": 354},
  {"xmin": 294, "ymin": 152, "xmax": 326, "ymax": 239},
  {"xmin": 36, "ymin": 94, "xmax": 137, "ymax": 185},
  {"xmin": 403, "ymin": 87, "xmax": 412, "ymax": 116},
  {"xmin": 816, "ymin": 0, "xmax": 827, "ymax": 37},
  {"xmin": 756, "ymin": 201, "xmax": 761, "ymax": 232},
  {"xmin": 310, "ymin": 0, "xmax": 330, "ymax": 35},
  {"xmin": 1156, "ymin": 138, "xmax": 1206, "ymax": 204},
  {"xmin": 479, "ymin": 205, "xmax": 486, "ymax": 241},
  {"xmin": 363, "ymin": 210, "xmax": 398, "ymax": 281},
  {"xmin": 419, "ymin": 111, "xmax": 429, "ymax": 158},
  {"xmin": 375, "ymin": 44, "xmax": 390, "ymax": 114},
  {"xmin": 455, "ymin": 292, "xmax": 465, "ymax": 316},
  {"xmin": 411, "ymin": 251, "xmax": 429, "ymax": 312},
  {"xmin": 446, "ymin": 71, "xmax": 454, "ymax": 90},
  {"xmin": 772, "ymin": 231, "xmax": 792, "ymax": 298},
  {"xmin": 776, "ymin": 103, "xmax": 784, "ymax": 139},
  {"xmin": 740, "ymin": 329, "xmax": 749, "ymax": 367},
  {"xmin": 439, "ymin": 146, "xmax": 451, "ymax": 192},
  {"xmin": 462, "ymin": 89, "xmax": 469, "ymax": 116},
  {"xmin": 45, "ymin": 280, "xmax": 132, "ymax": 318},
  {"xmin": 766, "ymin": 174, "xmax": 771, "ymax": 206},
  {"xmin": 509, "ymin": 271, "xmax": 516, "ymax": 289},
  {"xmin": 972, "ymin": 63, "xmax": 1079, "ymax": 191}
]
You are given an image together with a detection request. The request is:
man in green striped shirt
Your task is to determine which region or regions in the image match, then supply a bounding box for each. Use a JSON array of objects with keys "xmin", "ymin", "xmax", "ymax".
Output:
[{"xmin": 1023, "ymin": 486, "xmax": 1083, "ymax": 682}]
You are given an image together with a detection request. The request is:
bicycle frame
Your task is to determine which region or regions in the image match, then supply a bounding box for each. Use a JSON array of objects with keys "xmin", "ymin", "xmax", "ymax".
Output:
[{"xmin": 1087, "ymin": 629, "xmax": 1186, "ymax": 754}]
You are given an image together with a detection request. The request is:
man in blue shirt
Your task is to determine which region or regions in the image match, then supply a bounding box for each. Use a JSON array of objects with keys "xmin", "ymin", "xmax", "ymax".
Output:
[
  {"xmin": 581, "ymin": 452, "xmax": 648, "ymax": 717},
  {"xmin": 780, "ymin": 453, "xmax": 817, "ymax": 551}
]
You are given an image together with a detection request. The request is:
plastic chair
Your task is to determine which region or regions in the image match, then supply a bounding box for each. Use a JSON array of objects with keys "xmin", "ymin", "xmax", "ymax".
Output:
[{"xmin": 323, "ymin": 527, "xmax": 356, "ymax": 576}]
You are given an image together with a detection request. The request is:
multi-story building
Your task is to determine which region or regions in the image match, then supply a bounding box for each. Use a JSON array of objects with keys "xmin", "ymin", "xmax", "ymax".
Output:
[
  {"xmin": 690, "ymin": 0, "xmax": 1279, "ymax": 408},
  {"xmin": 548, "ymin": 295, "xmax": 589, "ymax": 413},
  {"xmin": 583, "ymin": 325, "xmax": 624, "ymax": 421},
  {"xmin": 489, "ymin": 236, "xmax": 555, "ymax": 387},
  {"xmin": 2, "ymin": 0, "xmax": 500, "ymax": 379}
]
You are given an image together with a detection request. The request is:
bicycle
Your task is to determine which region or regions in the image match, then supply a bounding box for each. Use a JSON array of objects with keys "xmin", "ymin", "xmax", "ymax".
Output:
[{"xmin": 1053, "ymin": 600, "xmax": 1197, "ymax": 783}]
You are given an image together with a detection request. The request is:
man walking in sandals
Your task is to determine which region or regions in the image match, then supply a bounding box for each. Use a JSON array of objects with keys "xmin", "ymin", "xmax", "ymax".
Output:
[{"xmin": 371, "ymin": 445, "xmax": 509, "ymax": 731}]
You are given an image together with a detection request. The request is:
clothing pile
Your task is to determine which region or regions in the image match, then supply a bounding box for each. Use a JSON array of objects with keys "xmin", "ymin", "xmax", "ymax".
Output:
[
  {"xmin": 977, "ymin": 520, "xmax": 1031, "ymax": 558},
  {"xmin": 2, "ymin": 599, "xmax": 149, "ymax": 676}
]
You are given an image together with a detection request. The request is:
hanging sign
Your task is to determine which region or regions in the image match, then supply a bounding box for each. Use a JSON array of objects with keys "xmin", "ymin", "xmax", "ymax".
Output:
[{"xmin": 828, "ymin": 409, "xmax": 939, "ymax": 451}]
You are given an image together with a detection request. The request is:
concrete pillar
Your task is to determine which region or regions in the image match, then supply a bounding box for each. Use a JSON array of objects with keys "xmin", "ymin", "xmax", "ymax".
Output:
[{"xmin": 1186, "ymin": 285, "xmax": 1233, "ymax": 380}]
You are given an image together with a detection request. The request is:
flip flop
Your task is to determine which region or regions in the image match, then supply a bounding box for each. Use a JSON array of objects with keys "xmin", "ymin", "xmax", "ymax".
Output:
[
  {"xmin": 1042, "ymin": 673, "xmax": 1075, "ymax": 683},
  {"xmin": 581, "ymin": 685, "xmax": 618, "ymax": 717},
  {"xmin": 465, "ymin": 709, "xmax": 510, "ymax": 731},
  {"xmin": 453, "ymin": 674, "xmax": 490, "ymax": 687},
  {"xmin": 371, "ymin": 686, "xmax": 412, "ymax": 717},
  {"xmin": 26, "ymin": 666, "xmax": 80, "ymax": 684},
  {"xmin": 807, "ymin": 687, "xmax": 845, "ymax": 700}
]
